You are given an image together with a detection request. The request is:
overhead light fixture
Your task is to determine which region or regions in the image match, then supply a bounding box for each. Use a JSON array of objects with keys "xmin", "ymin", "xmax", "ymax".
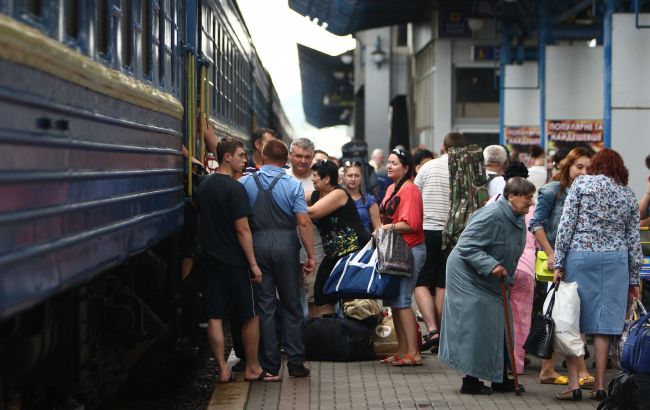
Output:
[
  {"xmin": 370, "ymin": 36, "xmax": 387, "ymax": 69},
  {"xmin": 467, "ymin": 17, "xmax": 485, "ymax": 32},
  {"xmin": 588, "ymin": 38, "xmax": 597, "ymax": 47},
  {"xmin": 340, "ymin": 52, "xmax": 353, "ymax": 65}
]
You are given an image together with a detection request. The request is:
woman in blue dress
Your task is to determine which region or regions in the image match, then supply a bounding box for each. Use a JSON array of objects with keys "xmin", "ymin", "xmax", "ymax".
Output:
[
  {"xmin": 553, "ymin": 148, "xmax": 643, "ymax": 402},
  {"xmin": 343, "ymin": 161, "xmax": 381, "ymax": 233}
]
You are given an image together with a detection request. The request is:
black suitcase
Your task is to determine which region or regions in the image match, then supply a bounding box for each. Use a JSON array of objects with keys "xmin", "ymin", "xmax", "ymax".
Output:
[
  {"xmin": 304, "ymin": 316, "xmax": 376, "ymax": 362},
  {"xmin": 598, "ymin": 370, "xmax": 650, "ymax": 410}
]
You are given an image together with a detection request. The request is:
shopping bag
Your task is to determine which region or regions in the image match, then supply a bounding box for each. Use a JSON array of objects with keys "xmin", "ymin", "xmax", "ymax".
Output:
[
  {"xmin": 613, "ymin": 298, "xmax": 647, "ymax": 369},
  {"xmin": 550, "ymin": 281, "xmax": 584, "ymax": 357},
  {"xmin": 535, "ymin": 251, "xmax": 554, "ymax": 282},
  {"xmin": 524, "ymin": 285, "xmax": 556, "ymax": 359},
  {"xmin": 323, "ymin": 240, "xmax": 399, "ymax": 299},
  {"xmin": 375, "ymin": 229, "xmax": 412, "ymax": 276}
]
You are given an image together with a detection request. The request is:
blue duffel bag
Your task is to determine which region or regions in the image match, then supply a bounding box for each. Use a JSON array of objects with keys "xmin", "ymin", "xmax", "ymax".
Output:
[
  {"xmin": 621, "ymin": 312, "xmax": 650, "ymax": 374},
  {"xmin": 323, "ymin": 240, "xmax": 399, "ymax": 299}
]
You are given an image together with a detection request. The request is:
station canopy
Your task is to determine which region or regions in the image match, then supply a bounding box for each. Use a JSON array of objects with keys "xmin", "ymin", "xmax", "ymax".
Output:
[
  {"xmin": 298, "ymin": 44, "xmax": 354, "ymax": 128},
  {"xmin": 289, "ymin": 0, "xmax": 430, "ymax": 36}
]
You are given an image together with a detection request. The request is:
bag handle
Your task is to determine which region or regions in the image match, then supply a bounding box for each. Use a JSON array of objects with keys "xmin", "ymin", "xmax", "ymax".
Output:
[
  {"xmin": 630, "ymin": 311, "xmax": 650, "ymax": 335},
  {"xmin": 544, "ymin": 283, "xmax": 558, "ymax": 317},
  {"xmin": 349, "ymin": 240, "xmax": 375, "ymax": 265}
]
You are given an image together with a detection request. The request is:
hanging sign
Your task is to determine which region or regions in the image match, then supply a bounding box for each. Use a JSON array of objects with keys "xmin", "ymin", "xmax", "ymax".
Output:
[
  {"xmin": 546, "ymin": 120, "xmax": 603, "ymax": 142},
  {"xmin": 505, "ymin": 126, "xmax": 541, "ymax": 145}
]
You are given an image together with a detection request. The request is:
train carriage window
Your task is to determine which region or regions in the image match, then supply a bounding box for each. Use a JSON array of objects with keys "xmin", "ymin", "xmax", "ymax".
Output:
[
  {"xmin": 64, "ymin": 0, "xmax": 80, "ymax": 39},
  {"xmin": 141, "ymin": 0, "xmax": 152, "ymax": 79},
  {"xmin": 152, "ymin": 1, "xmax": 160, "ymax": 85},
  {"xmin": 21, "ymin": 0, "xmax": 43, "ymax": 17},
  {"xmin": 97, "ymin": 0, "xmax": 108, "ymax": 55},
  {"xmin": 121, "ymin": 0, "xmax": 133, "ymax": 68}
]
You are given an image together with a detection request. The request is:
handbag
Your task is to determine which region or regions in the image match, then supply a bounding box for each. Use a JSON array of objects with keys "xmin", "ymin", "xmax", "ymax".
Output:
[
  {"xmin": 375, "ymin": 228, "xmax": 412, "ymax": 276},
  {"xmin": 613, "ymin": 298, "xmax": 646, "ymax": 369},
  {"xmin": 535, "ymin": 251, "xmax": 554, "ymax": 282},
  {"xmin": 621, "ymin": 311, "xmax": 650, "ymax": 374},
  {"xmin": 524, "ymin": 284, "xmax": 557, "ymax": 359},
  {"xmin": 323, "ymin": 240, "xmax": 399, "ymax": 299}
]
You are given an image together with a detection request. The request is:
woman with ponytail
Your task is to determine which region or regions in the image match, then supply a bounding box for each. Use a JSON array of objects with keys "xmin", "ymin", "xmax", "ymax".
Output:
[{"xmin": 377, "ymin": 148, "xmax": 426, "ymax": 366}]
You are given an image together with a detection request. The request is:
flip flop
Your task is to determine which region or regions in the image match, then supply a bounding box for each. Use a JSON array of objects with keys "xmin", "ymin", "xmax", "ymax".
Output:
[
  {"xmin": 579, "ymin": 375, "xmax": 595, "ymax": 387},
  {"xmin": 219, "ymin": 372, "xmax": 236, "ymax": 384},
  {"xmin": 245, "ymin": 371, "xmax": 280, "ymax": 382},
  {"xmin": 539, "ymin": 375, "xmax": 568, "ymax": 385},
  {"xmin": 392, "ymin": 354, "xmax": 423, "ymax": 366}
]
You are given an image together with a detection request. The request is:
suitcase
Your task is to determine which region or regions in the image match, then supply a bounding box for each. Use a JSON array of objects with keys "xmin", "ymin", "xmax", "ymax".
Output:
[
  {"xmin": 304, "ymin": 316, "xmax": 376, "ymax": 362},
  {"xmin": 621, "ymin": 312, "xmax": 650, "ymax": 374},
  {"xmin": 597, "ymin": 370, "xmax": 650, "ymax": 410}
]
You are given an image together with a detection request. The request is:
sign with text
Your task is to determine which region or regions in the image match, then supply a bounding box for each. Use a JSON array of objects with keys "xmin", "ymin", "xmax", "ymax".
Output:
[
  {"xmin": 546, "ymin": 120, "xmax": 603, "ymax": 143},
  {"xmin": 505, "ymin": 126, "xmax": 541, "ymax": 145},
  {"xmin": 438, "ymin": 9, "xmax": 471, "ymax": 38}
]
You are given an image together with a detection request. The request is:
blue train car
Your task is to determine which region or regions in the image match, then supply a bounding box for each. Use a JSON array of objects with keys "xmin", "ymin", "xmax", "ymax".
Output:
[{"xmin": 0, "ymin": 0, "xmax": 294, "ymax": 406}]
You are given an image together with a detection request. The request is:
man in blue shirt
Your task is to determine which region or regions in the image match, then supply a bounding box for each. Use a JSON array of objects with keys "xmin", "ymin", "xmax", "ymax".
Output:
[{"xmin": 241, "ymin": 139, "xmax": 315, "ymax": 378}]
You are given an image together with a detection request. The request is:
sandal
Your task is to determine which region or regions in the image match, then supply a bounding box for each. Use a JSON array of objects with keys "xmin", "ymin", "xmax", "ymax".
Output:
[
  {"xmin": 579, "ymin": 375, "xmax": 595, "ymax": 388},
  {"xmin": 421, "ymin": 329, "xmax": 440, "ymax": 351},
  {"xmin": 219, "ymin": 372, "xmax": 236, "ymax": 384},
  {"xmin": 244, "ymin": 371, "xmax": 280, "ymax": 382},
  {"xmin": 392, "ymin": 354, "xmax": 423, "ymax": 366},
  {"xmin": 380, "ymin": 354, "xmax": 401, "ymax": 364},
  {"xmin": 539, "ymin": 375, "xmax": 569, "ymax": 385}
]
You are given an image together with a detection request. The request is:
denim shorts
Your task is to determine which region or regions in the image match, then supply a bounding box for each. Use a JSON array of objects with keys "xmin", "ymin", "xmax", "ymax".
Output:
[{"xmin": 389, "ymin": 243, "xmax": 426, "ymax": 308}]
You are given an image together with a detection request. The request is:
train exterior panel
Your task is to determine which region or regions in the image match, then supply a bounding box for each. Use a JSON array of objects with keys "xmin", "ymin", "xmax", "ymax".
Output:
[{"xmin": 0, "ymin": 1, "xmax": 184, "ymax": 321}]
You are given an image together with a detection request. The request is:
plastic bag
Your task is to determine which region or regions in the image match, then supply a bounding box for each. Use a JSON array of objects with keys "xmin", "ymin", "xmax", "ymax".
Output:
[{"xmin": 543, "ymin": 281, "xmax": 584, "ymax": 357}]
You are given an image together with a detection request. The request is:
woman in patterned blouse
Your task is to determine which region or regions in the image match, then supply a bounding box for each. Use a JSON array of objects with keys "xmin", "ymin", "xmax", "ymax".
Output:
[{"xmin": 553, "ymin": 149, "xmax": 643, "ymax": 402}]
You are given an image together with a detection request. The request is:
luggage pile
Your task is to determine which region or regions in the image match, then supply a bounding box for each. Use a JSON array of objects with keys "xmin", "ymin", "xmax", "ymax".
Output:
[{"xmin": 304, "ymin": 301, "xmax": 420, "ymax": 362}]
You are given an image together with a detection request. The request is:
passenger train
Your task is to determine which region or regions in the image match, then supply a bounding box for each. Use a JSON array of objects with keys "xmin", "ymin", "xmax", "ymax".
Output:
[{"xmin": 0, "ymin": 0, "xmax": 293, "ymax": 407}]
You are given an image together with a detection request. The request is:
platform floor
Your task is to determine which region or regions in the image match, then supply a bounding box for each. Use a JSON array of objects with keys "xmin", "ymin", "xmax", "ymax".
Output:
[{"xmin": 206, "ymin": 350, "xmax": 614, "ymax": 410}]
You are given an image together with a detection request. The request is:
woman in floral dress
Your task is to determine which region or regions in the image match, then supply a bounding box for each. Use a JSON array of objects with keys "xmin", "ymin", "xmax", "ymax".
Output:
[{"xmin": 553, "ymin": 149, "xmax": 643, "ymax": 401}]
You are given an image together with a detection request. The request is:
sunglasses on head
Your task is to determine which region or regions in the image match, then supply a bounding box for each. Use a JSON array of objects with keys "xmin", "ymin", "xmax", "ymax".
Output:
[
  {"xmin": 344, "ymin": 160, "xmax": 362, "ymax": 167},
  {"xmin": 391, "ymin": 148, "xmax": 407, "ymax": 158}
]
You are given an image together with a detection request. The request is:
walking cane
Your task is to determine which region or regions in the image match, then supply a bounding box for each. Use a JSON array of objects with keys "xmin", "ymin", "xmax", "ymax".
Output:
[{"xmin": 500, "ymin": 280, "xmax": 521, "ymax": 396}]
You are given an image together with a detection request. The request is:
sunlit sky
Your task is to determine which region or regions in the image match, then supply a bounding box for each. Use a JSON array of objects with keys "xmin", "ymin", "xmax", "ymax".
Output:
[{"xmin": 237, "ymin": 0, "xmax": 356, "ymax": 157}]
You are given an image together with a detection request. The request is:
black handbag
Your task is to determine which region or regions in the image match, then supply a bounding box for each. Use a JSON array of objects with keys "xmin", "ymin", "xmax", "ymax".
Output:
[{"xmin": 524, "ymin": 285, "xmax": 557, "ymax": 359}]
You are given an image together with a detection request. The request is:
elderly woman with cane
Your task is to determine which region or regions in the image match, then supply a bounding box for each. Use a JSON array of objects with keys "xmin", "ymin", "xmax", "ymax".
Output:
[{"xmin": 439, "ymin": 177, "xmax": 536, "ymax": 395}]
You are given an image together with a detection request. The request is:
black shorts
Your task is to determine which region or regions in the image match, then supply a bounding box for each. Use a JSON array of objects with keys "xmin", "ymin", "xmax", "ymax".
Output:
[
  {"xmin": 201, "ymin": 255, "xmax": 256, "ymax": 320},
  {"xmin": 416, "ymin": 230, "xmax": 447, "ymax": 289}
]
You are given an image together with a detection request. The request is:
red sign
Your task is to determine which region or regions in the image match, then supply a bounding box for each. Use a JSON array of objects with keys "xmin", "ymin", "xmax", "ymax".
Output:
[
  {"xmin": 505, "ymin": 127, "xmax": 541, "ymax": 145},
  {"xmin": 546, "ymin": 120, "xmax": 603, "ymax": 143}
]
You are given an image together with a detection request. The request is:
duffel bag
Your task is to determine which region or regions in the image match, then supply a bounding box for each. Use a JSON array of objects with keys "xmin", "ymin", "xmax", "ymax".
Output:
[
  {"xmin": 621, "ymin": 312, "xmax": 650, "ymax": 374},
  {"xmin": 304, "ymin": 315, "xmax": 376, "ymax": 362},
  {"xmin": 597, "ymin": 370, "xmax": 650, "ymax": 410},
  {"xmin": 324, "ymin": 240, "xmax": 399, "ymax": 299}
]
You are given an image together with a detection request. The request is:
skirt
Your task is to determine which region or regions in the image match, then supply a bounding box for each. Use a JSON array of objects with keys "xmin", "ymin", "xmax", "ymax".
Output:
[{"xmin": 564, "ymin": 250, "xmax": 628, "ymax": 335}]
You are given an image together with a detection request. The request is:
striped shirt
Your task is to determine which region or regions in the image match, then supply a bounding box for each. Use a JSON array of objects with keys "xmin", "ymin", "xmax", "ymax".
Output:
[{"xmin": 413, "ymin": 154, "xmax": 450, "ymax": 231}]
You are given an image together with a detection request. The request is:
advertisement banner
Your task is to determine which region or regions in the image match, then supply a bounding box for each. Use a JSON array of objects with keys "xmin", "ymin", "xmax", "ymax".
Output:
[
  {"xmin": 546, "ymin": 120, "xmax": 603, "ymax": 143},
  {"xmin": 546, "ymin": 119, "xmax": 604, "ymax": 156},
  {"xmin": 505, "ymin": 126, "xmax": 541, "ymax": 163},
  {"xmin": 505, "ymin": 126, "xmax": 541, "ymax": 145}
]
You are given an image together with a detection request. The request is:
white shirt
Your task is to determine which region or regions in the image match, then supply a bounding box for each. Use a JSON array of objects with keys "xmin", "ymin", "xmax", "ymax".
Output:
[
  {"xmin": 486, "ymin": 170, "xmax": 506, "ymax": 198},
  {"xmin": 527, "ymin": 165, "xmax": 547, "ymax": 198},
  {"xmin": 414, "ymin": 154, "xmax": 450, "ymax": 231},
  {"xmin": 286, "ymin": 167, "xmax": 324, "ymax": 262}
]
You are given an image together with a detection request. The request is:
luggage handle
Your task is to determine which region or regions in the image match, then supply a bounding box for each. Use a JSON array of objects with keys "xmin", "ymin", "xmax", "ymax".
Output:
[{"xmin": 543, "ymin": 282, "xmax": 558, "ymax": 317}]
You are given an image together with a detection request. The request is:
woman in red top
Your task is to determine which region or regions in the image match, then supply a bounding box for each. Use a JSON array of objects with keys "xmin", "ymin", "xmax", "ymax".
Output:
[{"xmin": 378, "ymin": 148, "xmax": 426, "ymax": 366}]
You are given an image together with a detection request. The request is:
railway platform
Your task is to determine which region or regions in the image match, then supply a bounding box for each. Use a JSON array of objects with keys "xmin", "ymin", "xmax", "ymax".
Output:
[{"xmin": 207, "ymin": 350, "xmax": 614, "ymax": 410}]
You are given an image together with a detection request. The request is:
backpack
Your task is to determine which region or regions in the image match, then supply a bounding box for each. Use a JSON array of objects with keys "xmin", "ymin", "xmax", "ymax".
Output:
[
  {"xmin": 597, "ymin": 370, "xmax": 650, "ymax": 410},
  {"xmin": 442, "ymin": 145, "xmax": 489, "ymax": 253}
]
